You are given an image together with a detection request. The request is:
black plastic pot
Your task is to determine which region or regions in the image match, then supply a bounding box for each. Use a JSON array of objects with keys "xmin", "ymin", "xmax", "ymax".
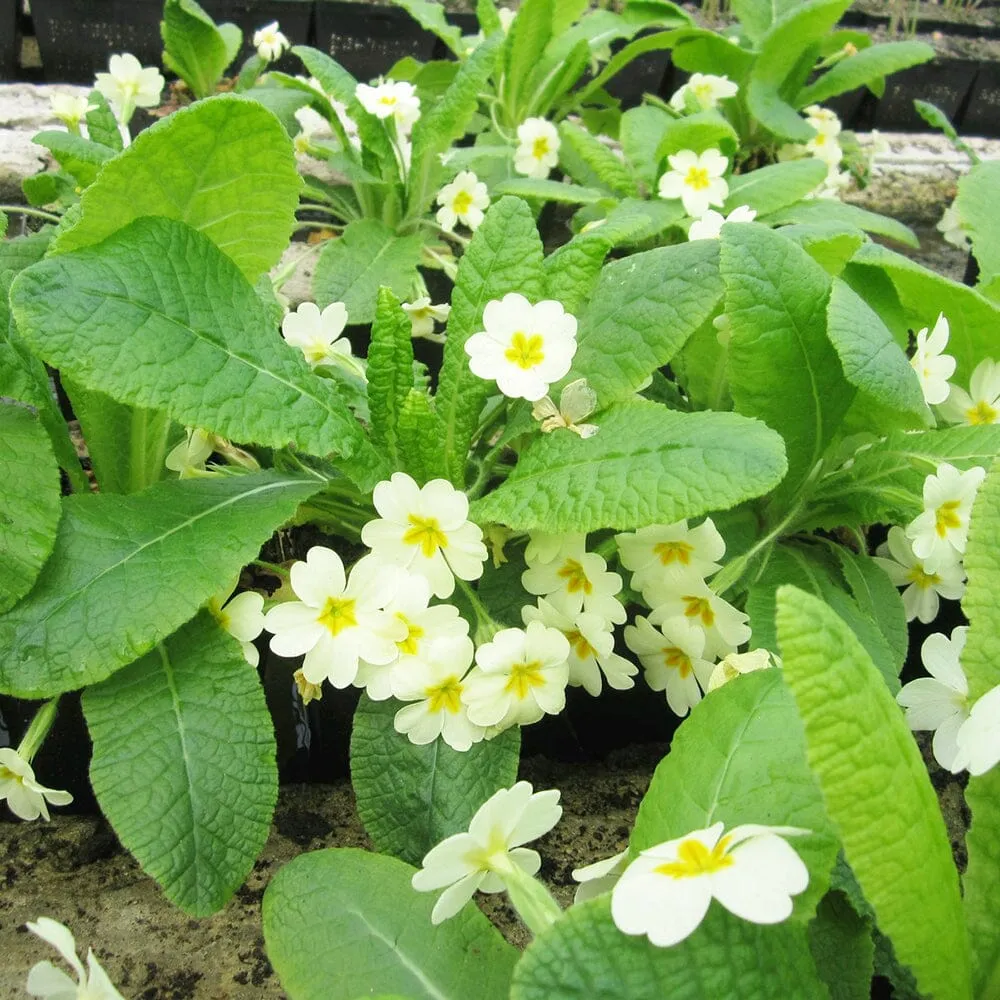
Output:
[
  {"xmin": 1, "ymin": 0, "xmax": 20, "ymax": 81},
  {"xmin": 873, "ymin": 57, "xmax": 978, "ymax": 132},
  {"xmin": 960, "ymin": 61, "xmax": 1000, "ymax": 138},
  {"xmin": 315, "ymin": 0, "xmax": 437, "ymax": 84},
  {"xmin": 604, "ymin": 34, "xmax": 671, "ymax": 110},
  {"xmin": 30, "ymin": 0, "xmax": 312, "ymax": 84},
  {"xmin": 839, "ymin": 7, "xmax": 1000, "ymax": 42}
]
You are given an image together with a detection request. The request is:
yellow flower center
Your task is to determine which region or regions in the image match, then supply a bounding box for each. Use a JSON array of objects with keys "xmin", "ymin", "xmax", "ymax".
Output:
[
  {"xmin": 566, "ymin": 629, "xmax": 595, "ymax": 659},
  {"xmin": 403, "ymin": 514, "xmax": 449, "ymax": 557},
  {"xmin": 661, "ymin": 645, "xmax": 693, "ymax": 678},
  {"xmin": 504, "ymin": 331, "xmax": 546, "ymax": 370},
  {"xmin": 682, "ymin": 595, "xmax": 715, "ymax": 627},
  {"xmin": 684, "ymin": 166, "xmax": 711, "ymax": 191},
  {"xmin": 396, "ymin": 614, "xmax": 425, "ymax": 656},
  {"xmin": 557, "ymin": 558, "xmax": 593, "ymax": 595},
  {"xmin": 693, "ymin": 83, "xmax": 713, "ymax": 103},
  {"xmin": 452, "ymin": 190, "xmax": 473, "ymax": 215},
  {"xmin": 0, "ymin": 765, "xmax": 21, "ymax": 785},
  {"xmin": 967, "ymin": 400, "xmax": 998, "ymax": 425},
  {"xmin": 934, "ymin": 501, "xmax": 962, "ymax": 538},
  {"xmin": 532, "ymin": 137, "xmax": 550, "ymax": 160},
  {"xmin": 906, "ymin": 565, "xmax": 941, "ymax": 589},
  {"xmin": 505, "ymin": 661, "xmax": 545, "ymax": 699},
  {"xmin": 317, "ymin": 596, "xmax": 357, "ymax": 636},
  {"xmin": 654, "ymin": 540, "xmax": 694, "ymax": 566},
  {"xmin": 425, "ymin": 675, "xmax": 464, "ymax": 714},
  {"xmin": 379, "ymin": 94, "xmax": 398, "ymax": 107},
  {"xmin": 813, "ymin": 132, "xmax": 828, "ymax": 146},
  {"xmin": 655, "ymin": 835, "xmax": 734, "ymax": 879}
]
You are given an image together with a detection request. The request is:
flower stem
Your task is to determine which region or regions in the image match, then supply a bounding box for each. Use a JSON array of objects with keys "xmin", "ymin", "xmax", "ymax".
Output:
[
  {"xmin": 455, "ymin": 577, "xmax": 501, "ymax": 644},
  {"xmin": 252, "ymin": 559, "xmax": 290, "ymax": 579},
  {"xmin": 0, "ymin": 205, "xmax": 62, "ymax": 224},
  {"xmin": 500, "ymin": 863, "xmax": 564, "ymax": 937},
  {"xmin": 16, "ymin": 699, "xmax": 60, "ymax": 764}
]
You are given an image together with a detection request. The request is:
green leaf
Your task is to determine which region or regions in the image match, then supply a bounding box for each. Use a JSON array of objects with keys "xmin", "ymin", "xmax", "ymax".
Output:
[
  {"xmin": 826, "ymin": 277, "xmax": 927, "ymax": 422},
  {"xmin": 510, "ymin": 897, "xmax": 829, "ymax": 1000},
  {"xmin": 527, "ymin": 39, "xmax": 590, "ymax": 121},
  {"xmin": 368, "ymin": 288, "xmax": 416, "ymax": 470},
  {"xmin": 764, "ymin": 200, "xmax": 918, "ymax": 248},
  {"xmin": 568, "ymin": 240, "xmax": 724, "ymax": 406},
  {"xmin": 11, "ymin": 217, "xmax": 384, "ymax": 484},
  {"xmin": 391, "ymin": 0, "xmax": 464, "ymax": 54},
  {"xmin": 433, "ymin": 197, "xmax": 546, "ymax": 485},
  {"xmin": 620, "ymin": 104, "xmax": 672, "ymax": 189},
  {"xmin": 807, "ymin": 892, "xmax": 874, "ymax": 1000},
  {"xmin": 964, "ymin": 768, "xmax": 1000, "ymax": 999},
  {"xmin": 956, "ymin": 161, "xmax": 1000, "ymax": 301},
  {"xmin": 796, "ymin": 41, "xmax": 934, "ymax": 108},
  {"xmin": 0, "ymin": 403, "xmax": 62, "ymax": 614},
  {"xmin": 470, "ymin": 400, "xmax": 787, "ymax": 531},
  {"xmin": 314, "ymin": 220, "xmax": 423, "ymax": 326},
  {"xmin": 84, "ymin": 91, "xmax": 124, "ymax": 153},
  {"xmin": 0, "ymin": 471, "xmax": 318, "ymax": 698},
  {"xmin": 351, "ymin": 695, "xmax": 520, "ymax": 866},
  {"xmin": 397, "ymin": 389, "xmax": 444, "ymax": 485},
  {"xmin": 504, "ymin": 0, "xmax": 554, "ymax": 120},
  {"xmin": 161, "ymin": 0, "xmax": 239, "ymax": 99},
  {"xmin": 746, "ymin": 0, "xmax": 853, "ymax": 142},
  {"xmin": 670, "ymin": 27, "xmax": 755, "ymax": 80},
  {"xmin": 730, "ymin": 0, "xmax": 801, "ymax": 43},
  {"xmin": 630, "ymin": 670, "xmax": 838, "ymax": 917},
  {"xmin": 781, "ymin": 223, "xmax": 865, "ymax": 277},
  {"xmin": 721, "ymin": 223, "xmax": 854, "ymax": 507},
  {"xmin": 775, "ymin": 586, "xmax": 971, "ymax": 1000},
  {"xmin": 263, "ymin": 848, "xmax": 519, "ymax": 1000},
  {"xmin": 723, "ymin": 160, "xmax": 828, "ymax": 216},
  {"xmin": 53, "ymin": 95, "xmax": 300, "ymax": 282},
  {"xmin": 654, "ymin": 110, "xmax": 740, "ymax": 162},
  {"xmin": 32, "ymin": 131, "xmax": 114, "ymax": 188},
  {"xmin": 962, "ymin": 461, "xmax": 1000, "ymax": 699},
  {"xmin": 559, "ymin": 121, "xmax": 639, "ymax": 199},
  {"xmin": 493, "ymin": 177, "xmax": 610, "ymax": 205},
  {"xmin": 543, "ymin": 233, "xmax": 612, "ymax": 317},
  {"xmin": 82, "ymin": 611, "xmax": 276, "ymax": 916}
]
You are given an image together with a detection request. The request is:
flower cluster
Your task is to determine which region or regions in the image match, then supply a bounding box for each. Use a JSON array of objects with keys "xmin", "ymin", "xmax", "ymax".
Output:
[{"xmin": 778, "ymin": 104, "xmax": 850, "ymax": 200}]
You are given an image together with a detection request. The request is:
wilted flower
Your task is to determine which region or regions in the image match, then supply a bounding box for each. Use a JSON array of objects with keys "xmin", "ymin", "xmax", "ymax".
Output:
[{"xmin": 403, "ymin": 297, "xmax": 451, "ymax": 343}]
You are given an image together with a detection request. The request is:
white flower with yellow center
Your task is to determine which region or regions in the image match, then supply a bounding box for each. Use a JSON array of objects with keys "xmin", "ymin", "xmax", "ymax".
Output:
[
  {"xmin": 657, "ymin": 149, "xmax": 729, "ymax": 218},
  {"xmin": 905, "ymin": 462, "xmax": 987, "ymax": 573},
  {"xmin": 522, "ymin": 597, "xmax": 637, "ymax": 697},
  {"xmin": 572, "ymin": 849, "xmax": 628, "ymax": 903},
  {"xmin": 464, "ymin": 293, "xmax": 578, "ymax": 402},
  {"xmin": 939, "ymin": 358, "xmax": 1000, "ymax": 426},
  {"xmin": 253, "ymin": 20, "xmax": 290, "ymax": 62},
  {"xmin": 356, "ymin": 78, "xmax": 421, "ymax": 133},
  {"xmin": 514, "ymin": 118, "xmax": 560, "ymax": 179},
  {"xmin": 94, "ymin": 52, "xmax": 164, "ymax": 124},
  {"xmin": 706, "ymin": 648, "xmax": 776, "ymax": 692},
  {"xmin": 910, "ymin": 313, "xmax": 957, "ymax": 406},
  {"xmin": 669, "ymin": 73, "xmax": 738, "ymax": 112},
  {"xmin": 874, "ymin": 525, "xmax": 965, "ymax": 624},
  {"xmin": 649, "ymin": 580, "xmax": 751, "ymax": 661},
  {"xmin": 26, "ymin": 917, "xmax": 124, "ymax": 1000},
  {"xmin": 461, "ymin": 622, "xmax": 571, "ymax": 730},
  {"xmin": 687, "ymin": 205, "xmax": 756, "ymax": 241},
  {"xmin": 953, "ymin": 683, "xmax": 1000, "ymax": 776},
  {"xmin": 897, "ymin": 627, "xmax": 970, "ymax": 771},
  {"xmin": 0, "ymin": 749, "xmax": 72, "ymax": 822},
  {"xmin": 209, "ymin": 588, "xmax": 266, "ymax": 666},
  {"xmin": 522, "ymin": 535, "xmax": 626, "ymax": 624},
  {"xmin": 355, "ymin": 574, "xmax": 470, "ymax": 700},
  {"xmin": 804, "ymin": 104, "xmax": 842, "ymax": 135},
  {"xmin": 616, "ymin": 519, "xmax": 726, "ymax": 604},
  {"xmin": 263, "ymin": 548, "xmax": 405, "ymax": 689},
  {"xmin": 412, "ymin": 781, "xmax": 562, "ymax": 923},
  {"xmin": 280, "ymin": 300, "xmax": 357, "ymax": 371},
  {"xmin": 436, "ymin": 171, "xmax": 490, "ymax": 233},
  {"xmin": 402, "ymin": 296, "xmax": 451, "ymax": 343},
  {"xmin": 393, "ymin": 635, "xmax": 485, "ymax": 751},
  {"xmin": 165, "ymin": 427, "xmax": 214, "ymax": 478},
  {"xmin": 49, "ymin": 92, "xmax": 96, "ymax": 131},
  {"xmin": 611, "ymin": 822, "xmax": 810, "ymax": 947},
  {"xmin": 624, "ymin": 615, "xmax": 714, "ymax": 717},
  {"xmin": 361, "ymin": 472, "xmax": 488, "ymax": 599}
]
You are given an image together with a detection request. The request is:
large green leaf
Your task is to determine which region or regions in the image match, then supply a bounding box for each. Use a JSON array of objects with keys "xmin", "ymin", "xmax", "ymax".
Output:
[
  {"xmin": 721, "ymin": 223, "xmax": 854, "ymax": 507},
  {"xmin": 0, "ymin": 471, "xmax": 318, "ymax": 698},
  {"xmin": 723, "ymin": 160, "xmax": 828, "ymax": 216},
  {"xmin": 0, "ymin": 403, "xmax": 61, "ymax": 614},
  {"xmin": 962, "ymin": 461, "xmax": 1000, "ymax": 701},
  {"xmin": 351, "ymin": 695, "xmax": 520, "ymax": 866},
  {"xmin": 313, "ymin": 220, "xmax": 423, "ymax": 326},
  {"xmin": 559, "ymin": 121, "xmax": 639, "ymax": 198},
  {"xmin": 630, "ymin": 670, "xmax": 837, "ymax": 918},
  {"xmin": 52, "ymin": 95, "xmax": 300, "ymax": 281},
  {"xmin": 776, "ymin": 586, "xmax": 971, "ymax": 1000},
  {"xmin": 433, "ymin": 197, "xmax": 546, "ymax": 485},
  {"xmin": 503, "ymin": 0, "xmax": 553, "ymax": 120},
  {"xmin": 470, "ymin": 400, "xmax": 787, "ymax": 531},
  {"xmin": 765, "ymin": 201, "xmax": 918, "ymax": 248},
  {"xmin": 11, "ymin": 217, "xmax": 384, "ymax": 484},
  {"xmin": 161, "ymin": 0, "xmax": 240, "ymax": 99},
  {"xmin": 957, "ymin": 160, "xmax": 1000, "ymax": 302},
  {"xmin": 82, "ymin": 611, "xmax": 276, "ymax": 916},
  {"xmin": 620, "ymin": 104, "xmax": 671, "ymax": 189},
  {"xmin": 807, "ymin": 892, "xmax": 874, "ymax": 1000},
  {"xmin": 567, "ymin": 240, "xmax": 723, "ymax": 406},
  {"xmin": 263, "ymin": 848, "xmax": 519, "ymax": 1000},
  {"xmin": 543, "ymin": 234, "xmax": 612, "ymax": 317},
  {"xmin": 368, "ymin": 288, "xmax": 416, "ymax": 471},
  {"xmin": 509, "ymin": 897, "xmax": 828, "ymax": 1000},
  {"xmin": 965, "ymin": 769, "xmax": 1000, "ymax": 1000},
  {"xmin": 730, "ymin": 0, "xmax": 801, "ymax": 43}
]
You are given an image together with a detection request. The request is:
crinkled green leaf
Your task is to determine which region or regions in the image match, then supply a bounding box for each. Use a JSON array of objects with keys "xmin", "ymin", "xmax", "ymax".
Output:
[
  {"xmin": 263, "ymin": 848, "xmax": 518, "ymax": 1000},
  {"xmin": 730, "ymin": 0, "xmax": 801, "ymax": 43},
  {"xmin": 807, "ymin": 891, "xmax": 874, "ymax": 1000},
  {"xmin": 765, "ymin": 200, "xmax": 918, "ymax": 248},
  {"xmin": 654, "ymin": 110, "xmax": 739, "ymax": 162},
  {"xmin": 510, "ymin": 897, "xmax": 828, "ymax": 1000},
  {"xmin": 314, "ymin": 220, "xmax": 423, "ymax": 326},
  {"xmin": 84, "ymin": 91, "xmax": 124, "ymax": 152},
  {"xmin": 471, "ymin": 400, "xmax": 787, "ymax": 531},
  {"xmin": 965, "ymin": 767, "xmax": 1000, "ymax": 1000},
  {"xmin": 397, "ymin": 389, "xmax": 442, "ymax": 485},
  {"xmin": 543, "ymin": 234, "xmax": 612, "ymax": 316},
  {"xmin": 620, "ymin": 104, "xmax": 671, "ymax": 189},
  {"xmin": 11, "ymin": 217, "xmax": 384, "ymax": 484},
  {"xmin": 796, "ymin": 41, "xmax": 933, "ymax": 108},
  {"xmin": 568, "ymin": 239, "xmax": 723, "ymax": 406},
  {"xmin": 351, "ymin": 695, "xmax": 520, "ymax": 866},
  {"xmin": 433, "ymin": 197, "xmax": 545, "ymax": 485},
  {"xmin": 0, "ymin": 403, "xmax": 62, "ymax": 614},
  {"xmin": 82, "ymin": 611, "xmax": 276, "ymax": 916},
  {"xmin": 503, "ymin": 0, "xmax": 553, "ymax": 120},
  {"xmin": 0, "ymin": 471, "xmax": 319, "ymax": 698},
  {"xmin": 559, "ymin": 121, "xmax": 639, "ymax": 198},
  {"xmin": 724, "ymin": 160, "xmax": 828, "ymax": 216},
  {"xmin": 368, "ymin": 288, "xmax": 416, "ymax": 470},
  {"xmin": 781, "ymin": 223, "xmax": 865, "ymax": 277},
  {"xmin": 631, "ymin": 670, "xmax": 838, "ymax": 918},
  {"xmin": 53, "ymin": 95, "xmax": 300, "ymax": 281},
  {"xmin": 776, "ymin": 586, "xmax": 971, "ymax": 1000},
  {"xmin": 721, "ymin": 223, "xmax": 854, "ymax": 507},
  {"xmin": 493, "ymin": 177, "xmax": 609, "ymax": 205},
  {"xmin": 32, "ymin": 130, "xmax": 114, "ymax": 188},
  {"xmin": 956, "ymin": 161, "xmax": 1000, "ymax": 302},
  {"xmin": 161, "ymin": 0, "xmax": 240, "ymax": 99}
]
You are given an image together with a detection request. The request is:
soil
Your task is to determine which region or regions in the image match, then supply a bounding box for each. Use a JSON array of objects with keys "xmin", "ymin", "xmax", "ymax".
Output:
[{"xmin": 851, "ymin": 0, "xmax": 1000, "ymax": 32}]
